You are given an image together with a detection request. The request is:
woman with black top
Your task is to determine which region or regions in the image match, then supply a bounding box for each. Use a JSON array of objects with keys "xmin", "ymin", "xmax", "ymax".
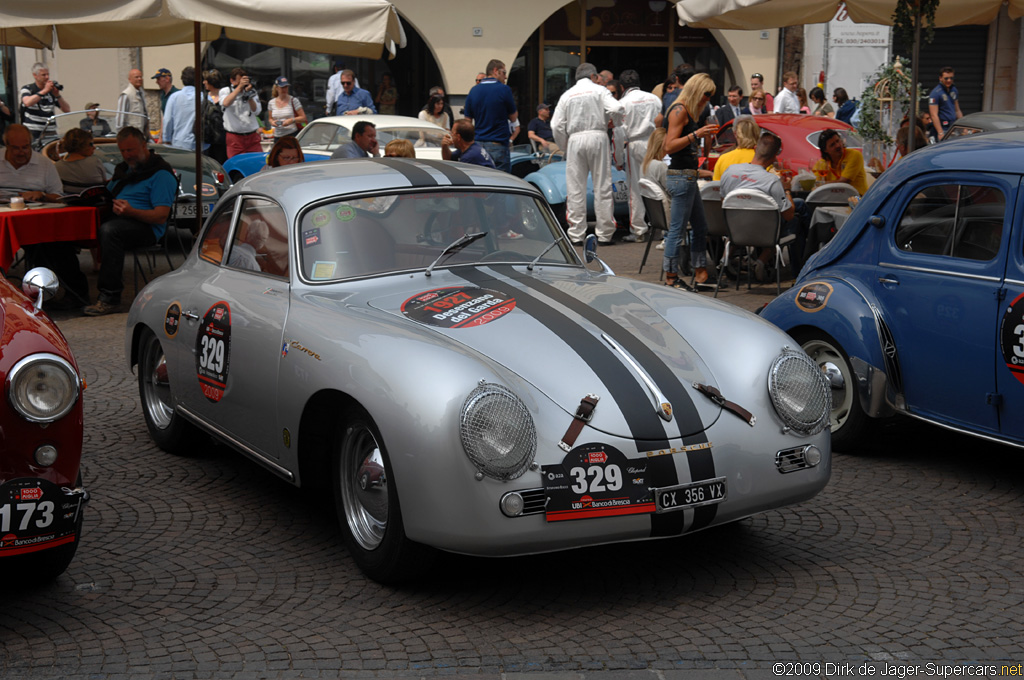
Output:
[{"xmin": 662, "ymin": 73, "xmax": 718, "ymax": 290}]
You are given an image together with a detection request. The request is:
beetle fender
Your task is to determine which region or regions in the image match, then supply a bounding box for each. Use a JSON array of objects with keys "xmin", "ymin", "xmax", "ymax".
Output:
[
  {"xmin": 524, "ymin": 168, "xmax": 566, "ymax": 206},
  {"xmin": 760, "ymin": 276, "xmax": 898, "ymax": 419}
]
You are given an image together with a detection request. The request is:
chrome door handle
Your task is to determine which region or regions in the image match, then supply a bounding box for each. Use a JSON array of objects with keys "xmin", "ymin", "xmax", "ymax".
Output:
[
  {"xmin": 182, "ymin": 309, "xmax": 200, "ymax": 321},
  {"xmin": 878, "ymin": 276, "xmax": 899, "ymax": 285}
]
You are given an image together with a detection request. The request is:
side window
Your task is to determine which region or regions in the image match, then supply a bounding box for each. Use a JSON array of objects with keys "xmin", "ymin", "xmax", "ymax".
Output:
[
  {"xmin": 893, "ymin": 184, "xmax": 1004, "ymax": 261},
  {"xmin": 199, "ymin": 197, "xmax": 237, "ymax": 265},
  {"xmin": 226, "ymin": 197, "xmax": 290, "ymax": 279}
]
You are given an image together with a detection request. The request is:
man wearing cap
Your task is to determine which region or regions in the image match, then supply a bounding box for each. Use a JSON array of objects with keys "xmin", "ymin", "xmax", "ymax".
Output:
[
  {"xmin": 152, "ymin": 68, "xmax": 179, "ymax": 114},
  {"xmin": 116, "ymin": 68, "xmax": 150, "ymax": 136},
  {"xmin": 80, "ymin": 102, "xmax": 112, "ymax": 137},
  {"xmin": 551, "ymin": 62, "xmax": 624, "ymax": 245},
  {"xmin": 161, "ymin": 67, "xmax": 199, "ymax": 151},
  {"xmin": 527, "ymin": 103, "xmax": 559, "ymax": 153},
  {"xmin": 220, "ymin": 67, "xmax": 263, "ymax": 157}
]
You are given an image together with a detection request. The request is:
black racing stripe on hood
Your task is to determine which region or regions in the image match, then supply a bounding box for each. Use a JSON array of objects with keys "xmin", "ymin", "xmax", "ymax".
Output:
[
  {"xmin": 457, "ymin": 267, "xmax": 669, "ymax": 446},
  {"xmin": 497, "ymin": 266, "xmax": 706, "ymax": 439},
  {"xmin": 409, "ymin": 159, "xmax": 475, "ymax": 186},
  {"xmin": 367, "ymin": 157, "xmax": 438, "ymax": 186},
  {"xmin": 490, "ymin": 265, "xmax": 718, "ymax": 535}
]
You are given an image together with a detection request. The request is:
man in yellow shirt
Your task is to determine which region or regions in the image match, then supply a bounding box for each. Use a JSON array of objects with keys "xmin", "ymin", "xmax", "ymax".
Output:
[{"xmin": 812, "ymin": 128, "xmax": 868, "ymax": 195}]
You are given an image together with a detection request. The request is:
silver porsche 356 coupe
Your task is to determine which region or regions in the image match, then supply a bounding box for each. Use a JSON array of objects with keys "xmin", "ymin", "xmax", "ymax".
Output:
[{"xmin": 126, "ymin": 158, "xmax": 832, "ymax": 583}]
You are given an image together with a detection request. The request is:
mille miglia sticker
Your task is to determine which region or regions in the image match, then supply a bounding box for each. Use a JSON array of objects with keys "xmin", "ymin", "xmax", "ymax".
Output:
[
  {"xmin": 196, "ymin": 302, "xmax": 231, "ymax": 403},
  {"xmin": 401, "ymin": 286, "xmax": 516, "ymax": 329},
  {"xmin": 795, "ymin": 282, "xmax": 834, "ymax": 312}
]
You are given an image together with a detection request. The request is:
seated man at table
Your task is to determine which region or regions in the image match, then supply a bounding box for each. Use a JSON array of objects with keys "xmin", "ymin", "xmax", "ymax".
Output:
[
  {"xmin": 84, "ymin": 126, "xmax": 176, "ymax": 317},
  {"xmin": 0, "ymin": 123, "xmax": 90, "ymax": 306},
  {"xmin": 719, "ymin": 130, "xmax": 809, "ymax": 278}
]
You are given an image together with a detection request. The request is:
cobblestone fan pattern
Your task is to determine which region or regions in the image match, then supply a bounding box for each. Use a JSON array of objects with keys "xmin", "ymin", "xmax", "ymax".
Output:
[{"xmin": 1, "ymin": 287, "xmax": 1023, "ymax": 678}]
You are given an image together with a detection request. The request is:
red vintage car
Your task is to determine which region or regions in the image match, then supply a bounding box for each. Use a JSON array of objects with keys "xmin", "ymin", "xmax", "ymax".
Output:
[
  {"xmin": 0, "ymin": 268, "xmax": 87, "ymax": 581},
  {"xmin": 710, "ymin": 113, "xmax": 864, "ymax": 175}
]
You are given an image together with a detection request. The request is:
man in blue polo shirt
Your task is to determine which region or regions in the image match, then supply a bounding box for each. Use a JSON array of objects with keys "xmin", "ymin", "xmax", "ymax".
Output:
[
  {"xmin": 85, "ymin": 126, "xmax": 176, "ymax": 316},
  {"xmin": 441, "ymin": 120, "xmax": 496, "ymax": 168},
  {"xmin": 462, "ymin": 59, "xmax": 517, "ymax": 172},
  {"xmin": 928, "ymin": 67, "xmax": 963, "ymax": 140}
]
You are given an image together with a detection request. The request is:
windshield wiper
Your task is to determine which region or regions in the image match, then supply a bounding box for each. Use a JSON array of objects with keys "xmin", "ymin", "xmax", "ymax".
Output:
[
  {"xmin": 425, "ymin": 232, "xmax": 487, "ymax": 277},
  {"xmin": 527, "ymin": 236, "xmax": 565, "ymax": 271}
]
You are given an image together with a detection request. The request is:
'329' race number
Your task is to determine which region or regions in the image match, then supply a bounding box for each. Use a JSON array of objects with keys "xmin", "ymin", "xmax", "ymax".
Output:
[
  {"xmin": 199, "ymin": 335, "xmax": 226, "ymax": 374},
  {"xmin": 569, "ymin": 464, "xmax": 623, "ymax": 494}
]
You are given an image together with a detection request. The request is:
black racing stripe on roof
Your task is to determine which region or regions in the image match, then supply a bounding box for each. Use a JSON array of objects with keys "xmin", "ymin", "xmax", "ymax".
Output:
[
  {"xmin": 489, "ymin": 265, "xmax": 718, "ymax": 535},
  {"xmin": 457, "ymin": 266, "xmax": 668, "ymax": 447},
  {"xmin": 366, "ymin": 157, "xmax": 438, "ymax": 187},
  {"xmin": 409, "ymin": 159, "xmax": 475, "ymax": 186}
]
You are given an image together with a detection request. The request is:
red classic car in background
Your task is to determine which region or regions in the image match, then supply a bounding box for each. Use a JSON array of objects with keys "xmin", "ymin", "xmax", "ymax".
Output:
[
  {"xmin": 711, "ymin": 113, "xmax": 864, "ymax": 175},
  {"xmin": 0, "ymin": 268, "xmax": 87, "ymax": 581}
]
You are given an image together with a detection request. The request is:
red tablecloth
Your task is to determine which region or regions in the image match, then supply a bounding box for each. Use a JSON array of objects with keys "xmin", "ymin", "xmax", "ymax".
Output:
[{"xmin": 0, "ymin": 206, "xmax": 100, "ymax": 271}]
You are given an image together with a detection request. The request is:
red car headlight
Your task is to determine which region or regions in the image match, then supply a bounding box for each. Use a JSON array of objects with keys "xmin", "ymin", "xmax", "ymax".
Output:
[{"xmin": 7, "ymin": 353, "xmax": 81, "ymax": 423}]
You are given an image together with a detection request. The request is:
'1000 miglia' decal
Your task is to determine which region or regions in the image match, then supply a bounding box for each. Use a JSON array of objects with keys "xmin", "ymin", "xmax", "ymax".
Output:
[
  {"xmin": 401, "ymin": 287, "xmax": 516, "ymax": 329},
  {"xmin": 196, "ymin": 302, "xmax": 231, "ymax": 402}
]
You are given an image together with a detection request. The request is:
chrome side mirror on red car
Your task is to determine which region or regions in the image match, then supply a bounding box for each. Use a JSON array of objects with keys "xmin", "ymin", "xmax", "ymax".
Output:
[{"xmin": 22, "ymin": 267, "xmax": 60, "ymax": 310}]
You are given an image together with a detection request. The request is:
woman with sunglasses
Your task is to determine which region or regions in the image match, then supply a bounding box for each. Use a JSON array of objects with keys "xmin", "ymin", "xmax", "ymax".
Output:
[
  {"xmin": 745, "ymin": 89, "xmax": 767, "ymax": 115},
  {"xmin": 662, "ymin": 73, "xmax": 719, "ymax": 290},
  {"xmin": 55, "ymin": 128, "xmax": 107, "ymax": 194}
]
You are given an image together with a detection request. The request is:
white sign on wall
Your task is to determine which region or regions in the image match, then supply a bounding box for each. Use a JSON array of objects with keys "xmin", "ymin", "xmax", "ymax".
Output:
[{"xmin": 826, "ymin": 2, "xmax": 890, "ymax": 98}]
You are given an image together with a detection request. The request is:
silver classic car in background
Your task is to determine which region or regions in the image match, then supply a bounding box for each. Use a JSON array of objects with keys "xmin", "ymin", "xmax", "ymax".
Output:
[{"xmin": 126, "ymin": 158, "xmax": 832, "ymax": 583}]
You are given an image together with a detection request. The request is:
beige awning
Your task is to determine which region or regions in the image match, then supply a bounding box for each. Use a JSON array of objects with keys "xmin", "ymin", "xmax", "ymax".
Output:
[
  {"xmin": 0, "ymin": 0, "xmax": 406, "ymax": 57},
  {"xmin": 675, "ymin": 0, "xmax": 1024, "ymax": 29}
]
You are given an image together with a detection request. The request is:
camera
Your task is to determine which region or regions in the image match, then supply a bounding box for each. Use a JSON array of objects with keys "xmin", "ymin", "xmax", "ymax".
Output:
[
  {"xmin": 52, "ymin": 81, "xmax": 64, "ymax": 91},
  {"xmin": 240, "ymin": 81, "xmax": 258, "ymax": 102}
]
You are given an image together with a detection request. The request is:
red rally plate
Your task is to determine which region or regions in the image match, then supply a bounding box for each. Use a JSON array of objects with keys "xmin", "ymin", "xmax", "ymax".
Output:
[
  {"xmin": 542, "ymin": 443, "xmax": 655, "ymax": 522},
  {"xmin": 0, "ymin": 479, "xmax": 84, "ymax": 557}
]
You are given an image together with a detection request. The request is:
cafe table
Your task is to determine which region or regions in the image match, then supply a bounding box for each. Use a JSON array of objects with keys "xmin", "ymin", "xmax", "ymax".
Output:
[
  {"xmin": 804, "ymin": 205, "xmax": 853, "ymax": 264},
  {"xmin": 0, "ymin": 203, "xmax": 100, "ymax": 272}
]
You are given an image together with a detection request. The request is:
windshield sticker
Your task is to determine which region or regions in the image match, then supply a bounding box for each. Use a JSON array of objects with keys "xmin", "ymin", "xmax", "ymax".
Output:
[
  {"xmin": 795, "ymin": 282, "xmax": 834, "ymax": 312},
  {"xmin": 335, "ymin": 204, "xmax": 356, "ymax": 221},
  {"xmin": 999, "ymin": 292, "xmax": 1024, "ymax": 386},
  {"xmin": 164, "ymin": 302, "xmax": 181, "ymax": 338},
  {"xmin": 310, "ymin": 210, "xmax": 331, "ymax": 228},
  {"xmin": 311, "ymin": 261, "xmax": 337, "ymax": 280},
  {"xmin": 401, "ymin": 286, "xmax": 516, "ymax": 329},
  {"xmin": 303, "ymin": 228, "xmax": 321, "ymax": 247},
  {"xmin": 542, "ymin": 443, "xmax": 654, "ymax": 522},
  {"xmin": 196, "ymin": 301, "xmax": 231, "ymax": 403}
]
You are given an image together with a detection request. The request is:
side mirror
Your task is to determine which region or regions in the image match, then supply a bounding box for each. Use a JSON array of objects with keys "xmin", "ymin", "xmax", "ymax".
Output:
[
  {"xmin": 584, "ymin": 234, "xmax": 599, "ymax": 263},
  {"xmin": 22, "ymin": 267, "xmax": 60, "ymax": 310}
]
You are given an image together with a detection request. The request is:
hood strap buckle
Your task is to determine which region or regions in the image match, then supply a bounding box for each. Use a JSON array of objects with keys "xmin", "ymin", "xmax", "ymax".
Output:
[
  {"xmin": 693, "ymin": 382, "xmax": 756, "ymax": 427},
  {"xmin": 558, "ymin": 394, "xmax": 599, "ymax": 452}
]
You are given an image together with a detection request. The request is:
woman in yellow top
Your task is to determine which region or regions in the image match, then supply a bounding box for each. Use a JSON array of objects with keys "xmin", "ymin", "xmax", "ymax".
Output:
[
  {"xmin": 812, "ymin": 128, "xmax": 868, "ymax": 195},
  {"xmin": 712, "ymin": 116, "xmax": 760, "ymax": 181}
]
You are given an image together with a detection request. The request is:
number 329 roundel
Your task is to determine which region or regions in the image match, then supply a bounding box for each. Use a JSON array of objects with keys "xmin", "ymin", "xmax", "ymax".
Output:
[{"xmin": 196, "ymin": 302, "xmax": 231, "ymax": 403}]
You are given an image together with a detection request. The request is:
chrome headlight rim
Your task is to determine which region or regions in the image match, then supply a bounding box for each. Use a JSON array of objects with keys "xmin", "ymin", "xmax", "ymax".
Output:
[
  {"xmin": 460, "ymin": 382, "xmax": 537, "ymax": 481},
  {"xmin": 768, "ymin": 348, "xmax": 832, "ymax": 436},
  {"xmin": 7, "ymin": 353, "xmax": 81, "ymax": 424}
]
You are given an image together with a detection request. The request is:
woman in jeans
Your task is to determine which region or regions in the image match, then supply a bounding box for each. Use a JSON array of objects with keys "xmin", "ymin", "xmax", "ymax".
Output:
[{"xmin": 662, "ymin": 73, "xmax": 718, "ymax": 290}]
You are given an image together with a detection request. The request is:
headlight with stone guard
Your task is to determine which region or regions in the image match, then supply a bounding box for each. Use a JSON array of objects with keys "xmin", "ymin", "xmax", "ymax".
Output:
[
  {"xmin": 768, "ymin": 349, "xmax": 831, "ymax": 436},
  {"xmin": 460, "ymin": 383, "xmax": 537, "ymax": 481}
]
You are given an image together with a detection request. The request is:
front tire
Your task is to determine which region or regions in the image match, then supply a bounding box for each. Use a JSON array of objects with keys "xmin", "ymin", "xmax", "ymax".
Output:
[
  {"xmin": 137, "ymin": 328, "xmax": 201, "ymax": 454},
  {"xmin": 793, "ymin": 330, "xmax": 871, "ymax": 451},
  {"xmin": 332, "ymin": 409, "xmax": 434, "ymax": 583}
]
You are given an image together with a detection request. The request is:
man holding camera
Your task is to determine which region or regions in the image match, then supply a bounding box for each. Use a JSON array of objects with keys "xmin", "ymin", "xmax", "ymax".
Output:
[
  {"xmin": 220, "ymin": 68, "xmax": 263, "ymax": 157},
  {"xmin": 19, "ymin": 63, "xmax": 70, "ymax": 140},
  {"xmin": 116, "ymin": 68, "xmax": 151, "ymax": 137}
]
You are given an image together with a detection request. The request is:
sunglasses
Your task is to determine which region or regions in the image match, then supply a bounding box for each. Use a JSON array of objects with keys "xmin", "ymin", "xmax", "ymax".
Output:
[
  {"xmin": 751, "ymin": 73, "xmax": 763, "ymax": 80},
  {"xmin": 341, "ymin": 81, "xmax": 354, "ymax": 86},
  {"xmin": 751, "ymin": 97, "xmax": 765, "ymax": 101},
  {"xmin": 704, "ymin": 91, "xmax": 714, "ymax": 98}
]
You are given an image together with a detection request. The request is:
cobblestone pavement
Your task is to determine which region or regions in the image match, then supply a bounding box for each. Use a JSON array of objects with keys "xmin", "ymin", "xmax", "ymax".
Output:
[{"xmin": 1, "ymin": 245, "xmax": 1023, "ymax": 679}]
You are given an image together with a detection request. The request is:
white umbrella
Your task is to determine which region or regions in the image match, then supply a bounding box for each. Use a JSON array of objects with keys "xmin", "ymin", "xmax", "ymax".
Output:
[
  {"xmin": 1, "ymin": 0, "xmax": 406, "ymax": 215},
  {"xmin": 674, "ymin": 0, "xmax": 1024, "ymax": 150}
]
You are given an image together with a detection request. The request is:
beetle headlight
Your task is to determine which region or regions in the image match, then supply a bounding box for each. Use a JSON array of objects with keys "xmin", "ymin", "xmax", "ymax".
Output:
[
  {"xmin": 768, "ymin": 349, "xmax": 831, "ymax": 436},
  {"xmin": 7, "ymin": 354, "xmax": 80, "ymax": 423},
  {"xmin": 460, "ymin": 383, "xmax": 536, "ymax": 481}
]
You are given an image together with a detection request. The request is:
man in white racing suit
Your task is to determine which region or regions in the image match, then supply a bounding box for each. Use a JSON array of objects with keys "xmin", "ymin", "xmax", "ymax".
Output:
[
  {"xmin": 613, "ymin": 69, "xmax": 663, "ymax": 242},
  {"xmin": 551, "ymin": 62, "xmax": 624, "ymax": 245}
]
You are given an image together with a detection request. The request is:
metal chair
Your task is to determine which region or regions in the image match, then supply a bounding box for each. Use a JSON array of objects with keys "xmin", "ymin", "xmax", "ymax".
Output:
[
  {"xmin": 805, "ymin": 182, "xmax": 859, "ymax": 213},
  {"xmin": 638, "ymin": 178, "xmax": 668, "ymax": 275},
  {"xmin": 131, "ymin": 177, "xmax": 187, "ymax": 292},
  {"xmin": 700, "ymin": 181, "xmax": 730, "ymax": 297},
  {"xmin": 721, "ymin": 188, "xmax": 794, "ymax": 296}
]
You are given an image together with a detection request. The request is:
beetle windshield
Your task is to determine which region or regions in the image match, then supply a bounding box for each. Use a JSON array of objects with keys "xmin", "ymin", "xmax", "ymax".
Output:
[{"xmin": 298, "ymin": 190, "xmax": 577, "ymax": 282}]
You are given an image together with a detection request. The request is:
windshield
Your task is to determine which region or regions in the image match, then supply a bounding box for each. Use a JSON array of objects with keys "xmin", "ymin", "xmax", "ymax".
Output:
[
  {"xmin": 41, "ymin": 109, "xmax": 147, "ymax": 148},
  {"xmin": 807, "ymin": 129, "xmax": 864, "ymax": 150},
  {"xmin": 298, "ymin": 190, "xmax": 577, "ymax": 282},
  {"xmin": 376, "ymin": 127, "xmax": 446, "ymax": 149}
]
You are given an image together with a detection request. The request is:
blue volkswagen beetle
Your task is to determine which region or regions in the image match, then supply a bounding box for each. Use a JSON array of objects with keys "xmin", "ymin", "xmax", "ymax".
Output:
[{"xmin": 760, "ymin": 130, "xmax": 1024, "ymax": 452}]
